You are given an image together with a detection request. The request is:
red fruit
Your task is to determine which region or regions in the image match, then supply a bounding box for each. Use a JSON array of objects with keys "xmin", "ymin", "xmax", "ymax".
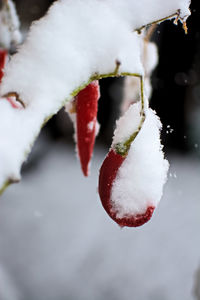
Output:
[
  {"xmin": 99, "ymin": 149, "xmax": 155, "ymax": 227},
  {"xmin": 0, "ymin": 49, "xmax": 7, "ymax": 83},
  {"xmin": 76, "ymin": 80, "xmax": 100, "ymax": 176}
]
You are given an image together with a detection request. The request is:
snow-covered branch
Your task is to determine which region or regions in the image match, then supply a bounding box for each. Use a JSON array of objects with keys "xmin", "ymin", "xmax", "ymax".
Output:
[{"xmin": 0, "ymin": 0, "xmax": 191, "ymax": 226}]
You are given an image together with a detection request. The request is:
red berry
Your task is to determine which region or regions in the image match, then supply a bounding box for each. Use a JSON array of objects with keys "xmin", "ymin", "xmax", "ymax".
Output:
[
  {"xmin": 76, "ymin": 80, "xmax": 100, "ymax": 176},
  {"xmin": 99, "ymin": 149, "xmax": 155, "ymax": 227}
]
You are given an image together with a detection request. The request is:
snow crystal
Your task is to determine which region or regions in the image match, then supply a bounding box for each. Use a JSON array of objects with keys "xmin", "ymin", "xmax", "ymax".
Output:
[{"xmin": 111, "ymin": 104, "xmax": 169, "ymax": 218}]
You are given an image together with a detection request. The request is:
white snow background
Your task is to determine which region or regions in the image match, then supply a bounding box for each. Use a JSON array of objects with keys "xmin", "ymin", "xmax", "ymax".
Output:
[{"xmin": 0, "ymin": 135, "xmax": 199, "ymax": 300}]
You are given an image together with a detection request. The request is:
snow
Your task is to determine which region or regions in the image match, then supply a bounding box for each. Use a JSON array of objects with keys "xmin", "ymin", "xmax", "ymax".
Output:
[
  {"xmin": 0, "ymin": 138, "xmax": 199, "ymax": 300},
  {"xmin": 0, "ymin": 0, "xmax": 22, "ymax": 49},
  {"xmin": 0, "ymin": 1, "xmax": 141, "ymax": 190},
  {"xmin": 87, "ymin": 120, "xmax": 95, "ymax": 131},
  {"xmin": 0, "ymin": 0, "xmax": 191, "ymax": 191},
  {"xmin": 0, "ymin": 98, "xmax": 49, "ymax": 189},
  {"xmin": 95, "ymin": 121, "xmax": 100, "ymax": 137},
  {"xmin": 106, "ymin": 0, "xmax": 190, "ymax": 29},
  {"xmin": 111, "ymin": 104, "xmax": 169, "ymax": 217}
]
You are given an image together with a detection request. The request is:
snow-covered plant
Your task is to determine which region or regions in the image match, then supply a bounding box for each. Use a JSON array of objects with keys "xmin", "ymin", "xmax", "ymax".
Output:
[
  {"xmin": 0, "ymin": 0, "xmax": 191, "ymax": 227},
  {"xmin": 0, "ymin": 0, "xmax": 22, "ymax": 49}
]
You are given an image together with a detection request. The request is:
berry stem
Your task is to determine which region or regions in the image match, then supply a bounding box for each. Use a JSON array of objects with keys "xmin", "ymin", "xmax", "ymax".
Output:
[{"xmin": 115, "ymin": 75, "xmax": 146, "ymax": 156}]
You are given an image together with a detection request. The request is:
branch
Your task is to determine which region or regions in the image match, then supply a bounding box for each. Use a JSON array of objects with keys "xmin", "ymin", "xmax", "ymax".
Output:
[
  {"xmin": 135, "ymin": 10, "xmax": 188, "ymax": 34},
  {"xmin": 0, "ymin": 0, "xmax": 191, "ymax": 194}
]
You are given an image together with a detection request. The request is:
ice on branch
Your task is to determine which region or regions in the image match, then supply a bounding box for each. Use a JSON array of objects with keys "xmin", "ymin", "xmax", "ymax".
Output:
[{"xmin": 0, "ymin": 0, "xmax": 190, "ymax": 196}]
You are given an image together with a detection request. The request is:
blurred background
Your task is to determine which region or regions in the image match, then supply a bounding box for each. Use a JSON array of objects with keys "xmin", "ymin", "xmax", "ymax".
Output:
[{"xmin": 0, "ymin": 0, "xmax": 200, "ymax": 299}]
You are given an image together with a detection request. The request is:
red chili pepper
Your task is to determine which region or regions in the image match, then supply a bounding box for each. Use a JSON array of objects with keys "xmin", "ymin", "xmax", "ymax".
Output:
[
  {"xmin": 99, "ymin": 149, "xmax": 155, "ymax": 227},
  {"xmin": 0, "ymin": 49, "xmax": 7, "ymax": 83},
  {"xmin": 76, "ymin": 80, "xmax": 100, "ymax": 176}
]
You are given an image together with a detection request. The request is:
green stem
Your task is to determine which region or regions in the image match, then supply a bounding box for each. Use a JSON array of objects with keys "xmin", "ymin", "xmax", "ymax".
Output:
[
  {"xmin": 114, "ymin": 75, "xmax": 146, "ymax": 156},
  {"xmin": 70, "ymin": 71, "xmax": 141, "ymax": 99},
  {"xmin": 135, "ymin": 11, "xmax": 179, "ymax": 34},
  {"xmin": 0, "ymin": 177, "xmax": 19, "ymax": 196}
]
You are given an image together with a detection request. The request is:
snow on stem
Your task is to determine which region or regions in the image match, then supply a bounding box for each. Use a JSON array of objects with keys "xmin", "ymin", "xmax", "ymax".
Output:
[
  {"xmin": 0, "ymin": 0, "xmax": 22, "ymax": 48},
  {"xmin": 135, "ymin": 9, "xmax": 188, "ymax": 34}
]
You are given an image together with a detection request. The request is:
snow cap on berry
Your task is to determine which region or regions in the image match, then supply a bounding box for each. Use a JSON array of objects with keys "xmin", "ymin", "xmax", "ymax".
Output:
[{"xmin": 110, "ymin": 103, "xmax": 169, "ymax": 221}]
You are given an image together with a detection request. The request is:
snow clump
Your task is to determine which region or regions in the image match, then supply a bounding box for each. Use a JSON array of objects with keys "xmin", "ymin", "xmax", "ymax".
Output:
[{"xmin": 111, "ymin": 103, "xmax": 169, "ymax": 218}]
